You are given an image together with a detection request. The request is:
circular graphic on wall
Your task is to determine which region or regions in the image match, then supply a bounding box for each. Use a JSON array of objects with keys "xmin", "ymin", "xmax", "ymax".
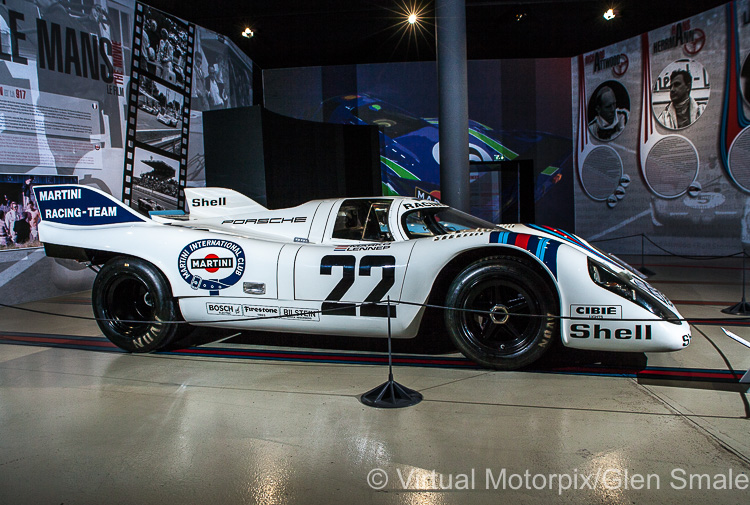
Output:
[
  {"xmin": 587, "ymin": 81, "xmax": 631, "ymax": 141},
  {"xmin": 653, "ymin": 59, "xmax": 709, "ymax": 130}
]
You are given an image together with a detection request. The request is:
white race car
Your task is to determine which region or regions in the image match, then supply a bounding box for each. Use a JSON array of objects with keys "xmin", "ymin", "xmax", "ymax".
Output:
[{"xmin": 33, "ymin": 185, "xmax": 691, "ymax": 369}]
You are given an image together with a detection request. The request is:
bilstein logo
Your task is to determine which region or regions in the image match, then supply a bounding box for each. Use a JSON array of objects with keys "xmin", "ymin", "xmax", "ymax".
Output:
[{"xmin": 178, "ymin": 240, "xmax": 245, "ymax": 292}]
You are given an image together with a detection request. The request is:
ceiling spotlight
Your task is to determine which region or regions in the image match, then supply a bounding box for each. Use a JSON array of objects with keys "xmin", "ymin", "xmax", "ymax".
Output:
[
  {"xmin": 408, "ymin": 13, "xmax": 417, "ymax": 24},
  {"xmin": 242, "ymin": 27, "xmax": 254, "ymax": 38},
  {"xmin": 603, "ymin": 8, "xmax": 616, "ymax": 20}
]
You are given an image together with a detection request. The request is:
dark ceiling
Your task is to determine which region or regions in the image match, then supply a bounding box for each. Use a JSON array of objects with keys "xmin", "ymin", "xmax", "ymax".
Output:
[{"xmin": 145, "ymin": 0, "xmax": 728, "ymax": 69}]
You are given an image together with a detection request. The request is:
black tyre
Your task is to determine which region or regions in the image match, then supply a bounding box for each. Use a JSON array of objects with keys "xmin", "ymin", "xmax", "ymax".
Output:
[
  {"xmin": 93, "ymin": 256, "xmax": 186, "ymax": 352},
  {"xmin": 444, "ymin": 256, "xmax": 558, "ymax": 370}
]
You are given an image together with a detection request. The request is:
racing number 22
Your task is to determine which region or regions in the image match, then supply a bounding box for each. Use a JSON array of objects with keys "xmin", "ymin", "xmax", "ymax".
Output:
[{"xmin": 320, "ymin": 255, "xmax": 396, "ymax": 317}]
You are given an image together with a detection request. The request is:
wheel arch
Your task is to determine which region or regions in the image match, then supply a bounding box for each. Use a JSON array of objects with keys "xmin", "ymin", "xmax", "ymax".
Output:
[
  {"xmin": 43, "ymin": 244, "xmax": 180, "ymax": 297},
  {"xmin": 420, "ymin": 245, "xmax": 562, "ymax": 333}
]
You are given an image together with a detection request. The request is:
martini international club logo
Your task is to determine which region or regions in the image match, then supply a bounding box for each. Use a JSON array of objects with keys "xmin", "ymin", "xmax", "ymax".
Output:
[{"xmin": 178, "ymin": 239, "xmax": 246, "ymax": 291}]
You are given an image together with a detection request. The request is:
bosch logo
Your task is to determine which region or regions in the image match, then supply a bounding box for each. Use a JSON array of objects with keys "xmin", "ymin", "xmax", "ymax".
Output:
[
  {"xmin": 206, "ymin": 303, "xmax": 242, "ymax": 316},
  {"xmin": 178, "ymin": 239, "xmax": 245, "ymax": 292}
]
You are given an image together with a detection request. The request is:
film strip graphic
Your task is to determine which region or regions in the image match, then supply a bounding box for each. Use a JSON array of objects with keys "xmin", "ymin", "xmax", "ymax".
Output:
[{"xmin": 122, "ymin": 1, "xmax": 195, "ymax": 213}]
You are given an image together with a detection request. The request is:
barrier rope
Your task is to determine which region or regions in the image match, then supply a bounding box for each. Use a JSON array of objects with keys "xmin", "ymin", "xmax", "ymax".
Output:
[
  {"xmin": 589, "ymin": 232, "xmax": 747, "ymax": 261},
  {"xmin": 1, "ymin": 298, "xmax": 749, "ymax": 326}
]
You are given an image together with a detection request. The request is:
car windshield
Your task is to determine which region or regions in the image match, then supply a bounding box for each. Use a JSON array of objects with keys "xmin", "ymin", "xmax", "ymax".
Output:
[{"xmin": 402, "ymin": 207, "xmax": 497, "ymax": 239}]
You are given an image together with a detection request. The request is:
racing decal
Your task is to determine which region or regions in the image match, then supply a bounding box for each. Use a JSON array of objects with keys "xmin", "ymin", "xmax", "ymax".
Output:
[
  {"xmin": 242, "ymin": 305, "xmax": 281, "ymax": 318},
  {"xmin": 221, "ymin": 217, "xmax": 307, "ymax": 225},
  {"xmin": 178, "ymin": 239, "xmax": 245, "ymax": 293},
  {"xmin": 433, "ymin": 230, "xmax": 488, "ymax": 241},
  {"xmin": 209, "ymin": 305, "xmax": 320, "ymax": 321},
  {"xmin": 320, "ymin": 254, "xmax": 396, "ymax": 317},
  {"xmin": 526, "ymin": 224, "xmax": 612, "ymax": 265},
  {"xmin": 570, "ymin": 305, "xmax": 622, "ymax": 319},
  {"xmin": 569, "ymin": 324, "xmax": 652, "ymax": 340},
  {"xmin": 334, "ymin": 244, "xmax": 391, "ymax": 252},
  {"xmin": 489, "ymin": 230, "xmax": 561, "ymax": 278},
  {"xmin": 280, "ymin": 307, "xmax": 320, "ymax": 321},
  {"xmin": 402, "ymin": 201, "xmax": 446, "ymax": 210},
  {"xmin": 192, "ymin": 197, "xmax": 227, "ymax": 207},
  {"xmin": 206, "ymin": 303, "xmax": 242, "ymax": 316},
  {"xmin": 34, "ymin": 185, "xmax": 146, "ymax": 226}
]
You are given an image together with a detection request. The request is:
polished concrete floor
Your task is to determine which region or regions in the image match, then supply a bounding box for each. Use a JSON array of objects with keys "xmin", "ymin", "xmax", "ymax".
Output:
[{"xmin": 1, "ymin": 256, "xmax": 749, "ymax": 504}]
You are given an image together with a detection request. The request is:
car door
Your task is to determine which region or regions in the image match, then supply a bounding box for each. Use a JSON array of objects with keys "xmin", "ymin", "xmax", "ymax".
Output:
[{"xmin": 293, "ymin": 199, "xmax": 415, "ymax": 331}]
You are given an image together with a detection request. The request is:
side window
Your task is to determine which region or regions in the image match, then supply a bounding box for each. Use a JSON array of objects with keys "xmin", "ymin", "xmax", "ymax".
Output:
[{"xmin": 333, "ymin": 200, "xmax": 392, "ymax": 241}]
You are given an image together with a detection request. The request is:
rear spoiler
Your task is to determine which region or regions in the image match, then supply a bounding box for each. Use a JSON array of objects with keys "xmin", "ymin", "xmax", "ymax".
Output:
[
  {"xmin": 185, "ymin": 187, "xmax": 267, "ymax": 219},
  {"xmin": 33, "ymin": 185, "xmax": 147, "ymax": 226}
]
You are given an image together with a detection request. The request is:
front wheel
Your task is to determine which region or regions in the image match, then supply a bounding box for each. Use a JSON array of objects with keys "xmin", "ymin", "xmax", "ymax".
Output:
[
  {"xmin": 444, "ymin": 256, "xmax": 558, "ymax": 370},
  {"xmin": 92, "ymin": 256, "xmax": 186, "ymax": 352}
]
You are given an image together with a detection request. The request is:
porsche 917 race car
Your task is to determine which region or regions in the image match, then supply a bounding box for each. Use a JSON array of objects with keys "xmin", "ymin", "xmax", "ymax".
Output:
[
  {"xmin": 157, "ymin": 112, "xmax": 178, "ymax": 127},
  {"xmin": 33, "ymin": 185, "xmax": 691, "ymax": 370}
]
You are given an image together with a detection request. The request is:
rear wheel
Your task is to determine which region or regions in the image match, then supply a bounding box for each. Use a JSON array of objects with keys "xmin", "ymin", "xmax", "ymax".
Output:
[
  {"xmin": 444, "ymin": 256, "xmax": 557, "ymax": 370},
  {"xmin": 93, "ymin": 256, "xmax": 187, "ymax": 352}
]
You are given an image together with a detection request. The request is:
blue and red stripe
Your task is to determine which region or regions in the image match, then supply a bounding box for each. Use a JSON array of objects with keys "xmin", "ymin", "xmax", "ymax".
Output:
[{"xmin": 489, "ymin": 231, "xmax": 561, "ymax": 278}]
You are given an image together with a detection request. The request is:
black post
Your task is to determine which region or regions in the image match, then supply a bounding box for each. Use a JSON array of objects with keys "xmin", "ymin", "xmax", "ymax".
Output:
[
  {"xmin": 723, "ymin": 251, "xmax": 750, "ymax": 315},
  {"xmin": 360, "ymin": 297, "xmax": 423, "ymax": 408}
]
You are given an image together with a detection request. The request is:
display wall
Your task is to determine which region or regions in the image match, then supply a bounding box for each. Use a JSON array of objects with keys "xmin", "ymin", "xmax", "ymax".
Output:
[
  {"xmin": 3, "ymin": 0, "xmax": 745, "ymax": 305},
  {"xmin": 573, "ymin": 1, "xmax": 750, "ymax": 255},
  {"xmin": 0, "ymin": 0, "xmax": 253, "ymax": 303},
  {"xmin": 262, "ymin": 59, "xmax": 575, "ymax": 231}
]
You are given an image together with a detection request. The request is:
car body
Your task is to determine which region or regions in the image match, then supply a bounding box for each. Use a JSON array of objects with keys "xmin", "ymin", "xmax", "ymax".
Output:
[
  {"xmin": 33, "ymin": 185, "xmax": 690, "ymax": 369},
  {"xmin": 137, "ymin": 197, "xmax": 164, "ymax": 212},
  {"xmin": 317, "ymin": 94, "xmax": 565, "ymax": 207},
  {"xmin": 157, "ymin": 112, "xmax": 178, "ymax": 127}
]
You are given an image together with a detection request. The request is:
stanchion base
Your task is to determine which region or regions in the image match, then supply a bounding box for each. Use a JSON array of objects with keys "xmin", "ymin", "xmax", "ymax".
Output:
[
  {"xmin": 360, "ymin": 380, "xmax": 422, "ymax": 408},
  {"xmin": 722, "ymin": 301, "xmax": 750, "ymax": 315}
]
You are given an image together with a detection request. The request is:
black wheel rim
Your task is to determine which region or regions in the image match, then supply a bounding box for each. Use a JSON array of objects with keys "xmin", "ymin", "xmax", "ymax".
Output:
[
  {"xmin": 457, "ymin": 277, "xmax": 542, "ymax": 357},
  {"xmin": 103, "ymin": 274, "xmax": 157, "ymax": 337}
]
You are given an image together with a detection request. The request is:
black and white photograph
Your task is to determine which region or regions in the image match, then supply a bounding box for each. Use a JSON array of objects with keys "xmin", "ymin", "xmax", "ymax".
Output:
[
  {"xmin": 128, "ymin": 148, "xmax": 180, "ymax": 215},
  {"xmin": 138, "ymin": 3, "xmax": 191, "ymax": 90},
  {"xmin": 653, "ymin": 59, "xmax": 710, "ymax": 130},
  {"xmin": 135, "ymin": 76, "xmax": 184, "ymax": 154},
  {"xmin": 587, "ymin": 80, "xmax": 631, "ymax": 141}
]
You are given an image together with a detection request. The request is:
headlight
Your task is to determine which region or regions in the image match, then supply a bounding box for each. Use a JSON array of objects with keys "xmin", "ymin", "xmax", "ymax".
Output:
[{"xmin": 588, "ymin": 258, "xmax": 679, "ymax": 323}]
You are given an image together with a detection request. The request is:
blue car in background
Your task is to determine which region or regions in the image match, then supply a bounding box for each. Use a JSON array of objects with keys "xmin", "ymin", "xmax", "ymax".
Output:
[{"xmin": 318, "ymin": 94, "xmax": 566, "ymax": 222}]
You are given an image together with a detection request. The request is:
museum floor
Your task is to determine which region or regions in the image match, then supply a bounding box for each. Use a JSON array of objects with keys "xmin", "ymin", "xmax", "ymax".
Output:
[{"xmin": 1, "ymin": 256, "xmax": 749, "ymax": 504}]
